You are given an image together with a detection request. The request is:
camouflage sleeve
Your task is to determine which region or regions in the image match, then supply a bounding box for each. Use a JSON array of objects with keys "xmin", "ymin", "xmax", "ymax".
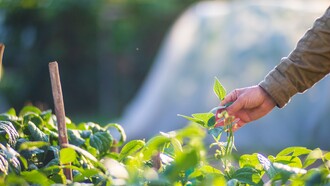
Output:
[{"xmin": 259, "ymin": 6, "xmax": 330, "ymax": 108}]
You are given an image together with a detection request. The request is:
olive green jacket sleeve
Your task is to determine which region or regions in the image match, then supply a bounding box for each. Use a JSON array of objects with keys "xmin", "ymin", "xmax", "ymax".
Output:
[{"xmin": 259, "ymin": 6, "xmax": 330, "ymax": 108}]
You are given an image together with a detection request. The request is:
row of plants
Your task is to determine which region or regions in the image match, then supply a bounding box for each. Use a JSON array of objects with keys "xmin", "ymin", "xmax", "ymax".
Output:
[{"xmin": 0, "ymin": 78, "xmax": 329, "ymax": 185}]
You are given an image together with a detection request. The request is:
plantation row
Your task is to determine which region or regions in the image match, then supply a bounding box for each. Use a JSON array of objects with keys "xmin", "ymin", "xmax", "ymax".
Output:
[{"xmin": 0, "ymin": 79, "xmax": 328, "ymax": 185}]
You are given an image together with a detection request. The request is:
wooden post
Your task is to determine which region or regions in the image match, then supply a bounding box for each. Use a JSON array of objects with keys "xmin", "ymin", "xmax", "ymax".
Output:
[
  {"xmin": 0, "ymin": 44, "xmax": 5, "ymax": 80},
  {"xmin": 49, "ymin": 61, "xmax": 72, "ymax": 181}
]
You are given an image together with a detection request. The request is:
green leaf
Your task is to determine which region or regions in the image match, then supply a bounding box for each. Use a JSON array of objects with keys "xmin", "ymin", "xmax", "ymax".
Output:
[
  {"xmin": 119, "ymin": 140, "xmax": 145, "ymax": 161},
  {"xmin": 19, "ymin": 106, "xmax": 41, "ymax": 117},
  {"xmin": 45, "ymin": 164, "xmax": 82, "ymax": 174},
  {"xmin": 73, "ymin": 168, "xmax": 100, "ymax": 182},
  {"xmin": 187, "ymin": 169, "xmax": 202, "ymax": 180},
  {"xmin": 239, "ymin": 153, "xmax": 262, "ymax": 170},
  {"xmin": 200, "ymin": 165, "xmax": 222, "ymax": 174},
  {"xmin": 188, "ymin": 165, "xmax": 222, "ymax": 179},
  {"xmin": 105, "ymin": 123, "xmax": 127, "ymax": 146},
  {"xmin": 63, "ymin": 144, "xmax": 98, "ymax": 163},
  {"xmin": 6, "ymin": 108, "xmax": 17, "ymax": 116},
  {"xmin": 86, "ymin": 122, "xmax": 105, "ymax": 133},
  {"xmin": 27, "ymin": 121, "xmax": 49, "ymax": 142},
  {"xmin": 45, "ymin": 164, "xmax": 74, "ymax": 183},
  {"xmin": 272, "ymin": 163, "xmax": 307, "ymax": 183},
  {"xmin": 232, "ymin": 167, "xmax": 263, "ymax": 186},
  {"xmin": 18, "ymin": 141, "xmax": 49, "ymax": 151},
  {"xmin": 324, "ymin": 152, "xmax": 330, "ymax": 161},
  {"xmin": 177, "ymin": 114, "xmax": 204, "ymax": 126},
  {"xmin": 192, "ymin": 113, "xmax": 215, "ymax": 127},
  {"xmin": 67, "ymin": 129, "xmax": 85, "ymax": 147},
  {"xmin": 65, "ymin": 122, "xmax": 76, "ymax": 130},
  {"xmin": 303, "ymin": 169, "xmax": 325, "ymax": 185},
  {"xmin": 145, "ymin": 135, "xmax": 171, "ymax": 149},
  {"xmin": 44, "ymin": 158, "xmax": 60, "ymax": 168},
  {"xmin": 143, "ymin": 135, "xmax": 171, "ymax": 160},
  {"xmin": 23, "ymin": 113, "xmax": 44, "ymax": 128},
  {"xmin": 175, "ymin": 124, "xmax": 206, "ymax": 140},
  {"xmin": 213, "ymin": 77, "xmax": 226, "ymax": 101},
  {"xmin": 303, "ymin": 148, "xmax": 323, "ymax": 168},
  {"xmin": 0, "ymin": 143, "xmax": 21, "ymax": 174},
  {"xmin": 0, "ymin": 113, "xmax": 18, "ymax": 122},
  {"xmin": 0, "ymin": 153, "xmax": 9, "ymax": 174},
  {"xmin": 257, "ymin": 153, "xmax": 278, "ymax": 179},
  {"xmin": 0, "ymin": 121, "xmax": 19, "ymax": 146},
  {"xmin": 0, "ymin": 108, "xmax": 18, "ymax": 122},
  {"xmin": 48, "ymin": 173, "xmax": 66, "ymax": 184},
  {"xmin": 89, "ymin": 131, "xmax": 113, "ymax": 154},
  {"xmin": 21, "ymin": 170, "xmax": 54, "ymax": 185},
  {"xmin": 60, "ymin": 148, "xmax": 77, "ymax": 164},
  {"xmin": 164, "ymin": 148, "xmax": 199, "ymax": 181},
  {"xmin": 40, "ymin": 110, "xmax": 57, "ymax": 131},
  {"xmin": 178, "ymin": 113, "xmax": 215, "ymax": 128},
  {"xmin": 18, "ymin": 156, "xmax": 28, "ymax": 170},
  {"xmin": 3, "ymin": 174, "xmax": 29, "ymax": 185},
  {"xmin": 43, "ymin": 127, "xmax": 59, "ymax": 142},
  {"xmin": 210, "ymin": 176, "xmax": 227, "ymax": 186},
  {"xmin": 273, "ymin": 156, "xmax": 302, "ymax": 168},
  {"xmin": 277, "ymin": 146, "xmax": 311, "ymax": 157},
  {"xmin": 171, "ymin": 138, "xmax": 183, "ymax": 153},
  {"xmin": 227, "ymin": 179, "xmax": 239, "ymax": 186},
  {"xmin": 273, "ymin": 163, "xmax": 307, "ymax": 174},
  {"xmin": 40, "ymin": 110, "xmax": 52, "ymax": 121},
  {"xmin": 79, "ymin": 130, "xmax": 92, "ymax": 139}
]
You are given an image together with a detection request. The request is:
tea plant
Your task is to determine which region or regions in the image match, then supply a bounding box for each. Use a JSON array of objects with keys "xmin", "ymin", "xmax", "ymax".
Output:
[{"xmin": 0, "ymin": 78, "xmax": 328, "ymax": 185}]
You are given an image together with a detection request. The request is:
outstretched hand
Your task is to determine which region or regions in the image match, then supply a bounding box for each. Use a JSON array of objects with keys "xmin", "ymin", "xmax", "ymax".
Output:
[{"xmin": 215, "ymin": 85, "xmax": 276, "ymax": 131}]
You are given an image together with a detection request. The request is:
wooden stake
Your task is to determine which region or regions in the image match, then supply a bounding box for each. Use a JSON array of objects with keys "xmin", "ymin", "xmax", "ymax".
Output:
[
  {"xmin": 0, "ymin": 43, "xmax": 5, "ymax": 80},
  {"xmin": 49, "ymin": 61, "xmax": 72, "ymax": 181}
]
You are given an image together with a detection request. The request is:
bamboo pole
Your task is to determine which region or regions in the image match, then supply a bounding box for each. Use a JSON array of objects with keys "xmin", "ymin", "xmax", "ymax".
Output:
[
  {"xmin": 49, "ymin": 61, "xmax": 72, "ymax": 181},
  {"xmin": 0, "ymin": 44, "xmax": 5, "ymax": 80}
]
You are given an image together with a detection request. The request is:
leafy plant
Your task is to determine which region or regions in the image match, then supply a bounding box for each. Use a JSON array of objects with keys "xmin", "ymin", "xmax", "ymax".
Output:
[
  {"xmin": 179, "ymin": 77, "xmax": 236, "ymax": 178},
  {"xmin": 0, "ymin": 78, "xmax": 328, "ymax": 185}
]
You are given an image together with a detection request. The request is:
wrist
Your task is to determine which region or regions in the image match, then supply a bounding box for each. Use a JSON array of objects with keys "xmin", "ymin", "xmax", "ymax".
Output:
[{"xmin": 258, "ymin": 85, "xmax": 277, "ymax": 107}]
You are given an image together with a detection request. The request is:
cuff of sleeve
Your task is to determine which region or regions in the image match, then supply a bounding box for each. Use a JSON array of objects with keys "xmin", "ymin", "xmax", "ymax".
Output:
[{"xmin": 258, "ymin": 64, "xmax": 298, "ymax": 108}]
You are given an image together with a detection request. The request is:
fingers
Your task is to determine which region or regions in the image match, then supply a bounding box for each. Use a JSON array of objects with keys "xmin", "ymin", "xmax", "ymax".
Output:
[
  {"xmin": 214, "ymin": 118, "xmax": 224, "ymax": 127},
  {"xmin": 221, "ymin": 89, "xmax": 245, "ymax": 114},
  {"xmin": 225, "ymin": 96, "xmax": 245, "ymax": 116},
  {"xmin": 233, "ymin": 119, "xmax": 245, "ymax": 132},
  {"xmin": 221, "ymin": 86, "xmax": 260, "ymax": 115},
  {"xmin": 215, "ymin": 89, "xmax": 242, "ymax": 128},
  {"xmin": 221, "ymin": 89, "xmax": 239, "ymax": 105},
  {"xmin": 214, "ymin": 114, "xmax": 243, "ymax": 132}
]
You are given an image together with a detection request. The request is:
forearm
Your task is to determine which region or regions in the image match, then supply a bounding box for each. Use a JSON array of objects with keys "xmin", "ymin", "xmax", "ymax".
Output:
[{"xmin": 259, "ymin": 6, "xmax": 330, "ymax": 108}]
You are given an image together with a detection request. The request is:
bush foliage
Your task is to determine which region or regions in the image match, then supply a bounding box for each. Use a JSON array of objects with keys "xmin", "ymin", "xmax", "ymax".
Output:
[{"xmin": 0, "ymin": 79, "xmax": 328, "ymax": 185}]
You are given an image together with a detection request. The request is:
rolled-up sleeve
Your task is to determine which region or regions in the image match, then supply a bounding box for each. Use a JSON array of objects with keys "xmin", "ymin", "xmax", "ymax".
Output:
[{"xmin": 259, "ymin": 6, "xmax": 330, "ymax": 108}]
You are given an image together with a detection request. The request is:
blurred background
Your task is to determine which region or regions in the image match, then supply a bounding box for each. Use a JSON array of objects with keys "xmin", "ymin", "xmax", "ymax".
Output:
[
  {"xmin": 0, "ymin": 0, "xmax": 329, "ymax": 153},
  {"xmin": 0, "ymin": 0, "xmax": 198, "ymax": 119}
]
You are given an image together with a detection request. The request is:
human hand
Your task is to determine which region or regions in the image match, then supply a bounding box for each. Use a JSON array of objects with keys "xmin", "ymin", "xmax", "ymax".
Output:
[{"xmin": 215, "ymin": 85, "xmax": 276, "ymax": 131}]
